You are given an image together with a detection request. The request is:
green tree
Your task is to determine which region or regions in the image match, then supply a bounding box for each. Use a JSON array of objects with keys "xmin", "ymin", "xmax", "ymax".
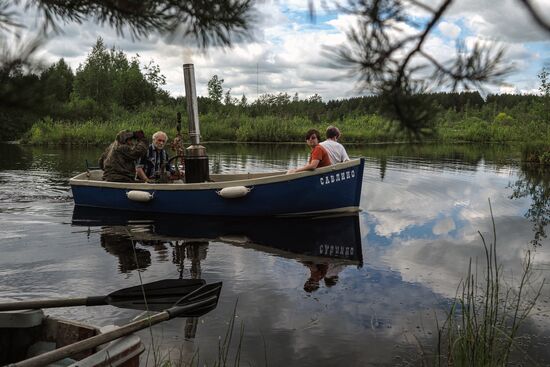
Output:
[
  {"xmin": 537, "ymin": 67, "xmax": 550, "ymax": 122},
  {"xmin": 73, "ymin": 38, "xmax": 115, "ymax": 106},
  {"xmin": 207, "ymin": 75, "xmax": 224, "ymax": 104},
  {"xmin": 72, "ymin": 38, "xmax": 159, "ymax": 110},
  {"xmin": 224, "ymin": 88, "xmax": 232, "ymax": 105},
  {"xmin": 0, "ymin": 64, "xmax": 45, "ymax": 140},
  {"xmin": 40, "ymin": 58, "xmax": 74, "ymax": 105},
  {"xmin": 116, "ymin": 57, "xmax": 155, "ymax": 110},
  {"xmin": 239, "ymin": 94, "xmax": 248, "ymax": 108},
  {"xmin": 540, "ymin": 67, "xmax": 550, "ymax": 96},
  {"xmin": 143, "ymin": 60, "xmax": 166, "ymax": 92}
]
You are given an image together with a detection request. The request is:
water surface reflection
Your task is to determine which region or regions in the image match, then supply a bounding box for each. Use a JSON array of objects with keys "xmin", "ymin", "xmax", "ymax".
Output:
[
  {"xmin": 72, "ymin": 207, "xmax": 363, "ymax": 285},
  {"xmin": 2, "ymin": 142, "xmax": 550, "ymax": 365}
]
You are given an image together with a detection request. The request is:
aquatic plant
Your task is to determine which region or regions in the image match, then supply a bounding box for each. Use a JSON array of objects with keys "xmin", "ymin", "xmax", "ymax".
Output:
[
  {"xmin": 426, "ymin": 201, "xmax": 545, "ymax": 366},
  {"xmin": 145, "ymin": 300, "xmax": 250, "ymax": 367}
]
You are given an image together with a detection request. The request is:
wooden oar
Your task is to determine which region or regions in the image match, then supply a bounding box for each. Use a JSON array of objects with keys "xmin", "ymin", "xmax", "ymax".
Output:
[
  {"xmin": 9, "ymin": 282, "xmax": 223, "ymax": 367},
  {"xmin": 0, "ymin": 279, "xmax": 206, "ymax": 312}
]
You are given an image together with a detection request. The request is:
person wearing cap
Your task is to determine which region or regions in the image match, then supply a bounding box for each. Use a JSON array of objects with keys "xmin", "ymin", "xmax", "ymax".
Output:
[
  {"xmin": 98, "ymin": 129, "xmax": 148, "ymax": 182},
  {"xmin": 136, "ymin": 131, "xmax": 176, "ymax": 183},
  {"xmin": 320, "ymin": 125, "xmax": 350, "ymax": 164},
  {"xmin": 287, "ymin": 129, "xmax": 331, "ymax": 174}
]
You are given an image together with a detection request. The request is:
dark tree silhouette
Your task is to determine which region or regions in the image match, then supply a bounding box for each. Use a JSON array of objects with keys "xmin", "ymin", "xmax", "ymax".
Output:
[{"xmin": 1, "ymin": 0, "xmax": 253, "ymax": 45}]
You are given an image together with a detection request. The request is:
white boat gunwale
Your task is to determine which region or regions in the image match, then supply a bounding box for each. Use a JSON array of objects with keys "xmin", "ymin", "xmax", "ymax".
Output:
[
  {"xmin": 0, "ymin": 310, "xmax": 144, "ymax": 367},
  {"xmin": 69, "ymin": 158, "xmax": 362, "ymax": 191}
]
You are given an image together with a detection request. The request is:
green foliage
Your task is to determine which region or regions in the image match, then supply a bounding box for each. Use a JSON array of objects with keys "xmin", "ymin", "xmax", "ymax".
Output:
[
  {"xmin": 0, "ymin": 65, "xmax": 45, "ymax": 141},
  {"xmin": 537, "ymin": 67, "xmax": 550, "ymax": 123},
  {"xmin": 72, "ymin": 38, "xmax": 159, "ymax": 110},
  {"xmin": 207, "ymin": 75, "xmax": 224, "ymax": 104},
  {"xmin": 539, "ymin": 67, "xmax": 550, "ymax": 97},
  {"xmin": 235, "ymin": 116, "xmax": 305, "ymax": 142},
  {"xmin": 460, "ymin": 117, "xmax": 491, "ymax": 142},
  {"xmin": 425, "ymin": 202, "xmax": 544, "ymax": 366},
  {"xmin": 493, "ymin": 112, "xmax": 514, "ymax": 125},
  {"xmin": 519, "ymin": 143, "xmax": 550, "ymax": 166},
  {"xmin": 540, "ymin": 151, "xmax": 550, "ymax": 165},
  {"xmin": 4, "ymin": 59, "xmax": 550, "ymax": 144},
  {"xmin": 40, "ymin": 58, "xmax": 74, "ymax": 106}
]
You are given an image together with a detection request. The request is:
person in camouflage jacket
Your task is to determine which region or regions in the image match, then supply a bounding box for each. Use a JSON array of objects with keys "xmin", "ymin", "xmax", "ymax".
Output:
[{"xmin": 98, "ymin": 130, "xmax": 148, "ymax": 182}]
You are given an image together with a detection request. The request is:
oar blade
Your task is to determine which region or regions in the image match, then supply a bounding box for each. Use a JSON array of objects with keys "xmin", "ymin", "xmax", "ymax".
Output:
[
  {"xmin": 110, "ymin": 279, "xmax": 205, "ymax": 298},
  {"xmin": 107, "ymin": 279, "xmax": 206, "ymax": 312},
  {"xmin": 172, "ymin": 282, "xmax": 223, "ymax": 318}
]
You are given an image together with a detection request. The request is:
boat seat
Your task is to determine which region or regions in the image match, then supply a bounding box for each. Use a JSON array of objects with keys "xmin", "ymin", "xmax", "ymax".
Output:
[
  {"xmin": 0, "ymin": 310, "xmax": 46, "ymax": 365},
  {"xmin": 0, "ymin": 309, "xmax": 44, "ymax": 328}
]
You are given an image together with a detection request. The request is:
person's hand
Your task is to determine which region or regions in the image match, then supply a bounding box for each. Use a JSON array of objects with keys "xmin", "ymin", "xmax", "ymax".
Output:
[
  {"xmin": 133, "ymin": 130, "xmax": 146, "ymax": 140},
  {"xmin": 286, "ymin": 169, "xmax": 295, "ymax": 174}
]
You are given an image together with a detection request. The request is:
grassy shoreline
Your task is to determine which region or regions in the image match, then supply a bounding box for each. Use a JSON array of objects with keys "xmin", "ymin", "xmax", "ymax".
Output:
[{"xmin": 19, "ymin": 107, "xmax": 550, "ymax": 146}]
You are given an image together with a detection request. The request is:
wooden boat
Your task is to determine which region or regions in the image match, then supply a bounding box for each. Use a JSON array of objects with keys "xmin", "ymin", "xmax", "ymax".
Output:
[
  {"xmin": 69, "ymin": 158, "xmax": 365, "ymax": 217},
  {"xmin": 0, "ymin": 309, "xmax": 143, "ymax": 366}
]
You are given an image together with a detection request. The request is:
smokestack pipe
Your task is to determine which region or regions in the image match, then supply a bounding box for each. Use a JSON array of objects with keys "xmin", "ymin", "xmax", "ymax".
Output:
[
  {"xmin": 182, "ymin": 64, "xmax": 209, "ymax": 183},
  {"xmin": 183, "ymin": 64, "xmax": 201, "ymax": 145}
]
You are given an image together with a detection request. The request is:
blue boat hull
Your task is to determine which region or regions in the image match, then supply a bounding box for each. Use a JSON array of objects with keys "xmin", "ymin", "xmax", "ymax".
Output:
[{"xmin": 70, "ymin": 158, "xmax": 364, "ymax": 217}]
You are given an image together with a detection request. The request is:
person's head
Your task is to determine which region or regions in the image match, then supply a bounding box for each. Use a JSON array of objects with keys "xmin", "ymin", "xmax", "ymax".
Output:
[
  {"xmin": 326, "ymin": 126, "xmax": 341, "ymax": 140},
  {"xmin": 304, "ymin": 278, "xmax": 320, "ymax": 293},
  {"xmin": 116, "ymin": 130, "xmax": 134, "ymax": 144},
  {"xmin": 305, "ymin": 129, "xmax": 321, "ymax": 148},
  {"xmin": 152, "ymin": 131, "xmax": 168, "ymax": 150},
  {"xmin": 324, "ymin": 275, "xmax": 339, "ymax": 287}
]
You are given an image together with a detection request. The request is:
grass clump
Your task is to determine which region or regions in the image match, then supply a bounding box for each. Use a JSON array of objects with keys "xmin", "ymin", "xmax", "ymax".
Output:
[
  {"xmin": 427, "ymin": 201, "xmax": 545, "ymax": 366},
  {"xmin": 146, "ymin": 301, "xmax": 256, "ymax": 367}
]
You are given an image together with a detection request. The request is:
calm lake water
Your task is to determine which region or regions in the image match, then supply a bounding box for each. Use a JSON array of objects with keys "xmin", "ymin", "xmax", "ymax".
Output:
[{"xmin": 1, "ymin": 142, "xmax": 550, "ymax": 366}]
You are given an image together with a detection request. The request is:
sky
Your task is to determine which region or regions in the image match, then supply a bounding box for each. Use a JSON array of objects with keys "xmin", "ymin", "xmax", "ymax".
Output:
[{"xmin": 7, "ymin": 0, "xmax": 550, "ymax": 101}]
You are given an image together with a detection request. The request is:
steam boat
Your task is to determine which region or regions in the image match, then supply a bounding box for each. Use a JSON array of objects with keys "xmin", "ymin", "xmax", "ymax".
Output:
[
  {"xmin": 69, "ymin": 64, "xmax": 364, "ymax": 217},
  {"xmin": 70, "ymin": 158, "xmax": 364, "ymax": 216}
]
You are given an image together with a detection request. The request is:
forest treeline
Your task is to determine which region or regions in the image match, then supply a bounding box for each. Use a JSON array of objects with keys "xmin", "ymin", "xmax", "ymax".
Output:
[{"xmin": 1, "ymin": 38, "xmax": 549, "ymax": 143}]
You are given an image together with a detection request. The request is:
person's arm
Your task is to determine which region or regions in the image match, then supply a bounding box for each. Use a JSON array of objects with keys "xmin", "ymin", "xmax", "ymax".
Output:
[
  {"xmin": 287, "ymin": 147, "xmax": 323, "ymax": 173},
  {"xmin": 97, "ymin": 144, "xmax": 111, "ymax": 169},
  {"xmin": 165, "ymin": 151, "xmax": 177, "ymax": 175},
  {"xmin": 98, "ymin": 153, "xmax": 105, "ymax": 170},
  {"xmin": 342, "ymin": 147, "xmax": 350, "ymax": 162},
  {"xmin": 135, "ymin": 166, "xmax": 149, "ymax": 182},
  {"xmin": 288, "ymin": 160, "xmax": 320, "ymax": 174}
]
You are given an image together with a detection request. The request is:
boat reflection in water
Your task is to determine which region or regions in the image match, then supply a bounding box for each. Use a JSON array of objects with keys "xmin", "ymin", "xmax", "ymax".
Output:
[
  {"xmin": 72, "ymin": 206, "xmax": 363, "ymax": 280},
  {"xmin": 72, "ymin": 207, "xmax": 363, "ymax": 341}
]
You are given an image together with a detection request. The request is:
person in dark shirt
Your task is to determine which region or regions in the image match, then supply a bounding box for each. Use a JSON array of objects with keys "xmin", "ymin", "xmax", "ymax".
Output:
[
  {"xmin": 98, "ymin": 130, "xmax": 147, "ymax": 182},
  {"xmin": 136, "ymin": 131, "xmax": 175, "ymax": 182}
]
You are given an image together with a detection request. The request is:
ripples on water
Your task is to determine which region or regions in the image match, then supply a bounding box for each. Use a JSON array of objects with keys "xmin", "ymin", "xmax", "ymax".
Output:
[{"xmin": 1, "ymin": 143, "xmax": 549, "ymax": 366}]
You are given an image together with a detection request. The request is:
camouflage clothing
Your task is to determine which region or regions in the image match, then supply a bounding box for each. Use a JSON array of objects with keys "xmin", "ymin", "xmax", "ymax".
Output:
[{"xmin": 98, "ymin": 130, "xmax": 148, "ymax": 182}]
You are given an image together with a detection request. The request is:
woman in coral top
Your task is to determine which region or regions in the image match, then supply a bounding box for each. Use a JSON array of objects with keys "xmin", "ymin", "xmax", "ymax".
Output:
[{"xmin": 287, "ymin": 129, "xmax": 331, "ymax": 173}]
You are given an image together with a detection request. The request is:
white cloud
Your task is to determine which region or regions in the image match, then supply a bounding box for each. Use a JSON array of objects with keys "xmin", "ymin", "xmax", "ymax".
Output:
[
  {"xmin": 432, "ymin": 217, "xmax": 456, "ymax": 235},
  {"xmin": 499, "ymin": 85, "xmax": 519, "ymax": 94},
  {"xmin": 448, "ymin": 0, "xmax": 550, "ymax": 43},
  {"xmin": 438, "ymin": 21, "xmax": 461, "ymax": 38}
]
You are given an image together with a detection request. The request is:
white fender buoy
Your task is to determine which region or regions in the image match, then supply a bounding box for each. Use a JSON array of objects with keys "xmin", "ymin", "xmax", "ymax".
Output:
[
  {"xmin": 126, "ymin": 190, "xmax": 154, "ymax": 202},
  {"xmin": 217, "ymin": 186, "xmax": 251, "ymax": 199}
]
